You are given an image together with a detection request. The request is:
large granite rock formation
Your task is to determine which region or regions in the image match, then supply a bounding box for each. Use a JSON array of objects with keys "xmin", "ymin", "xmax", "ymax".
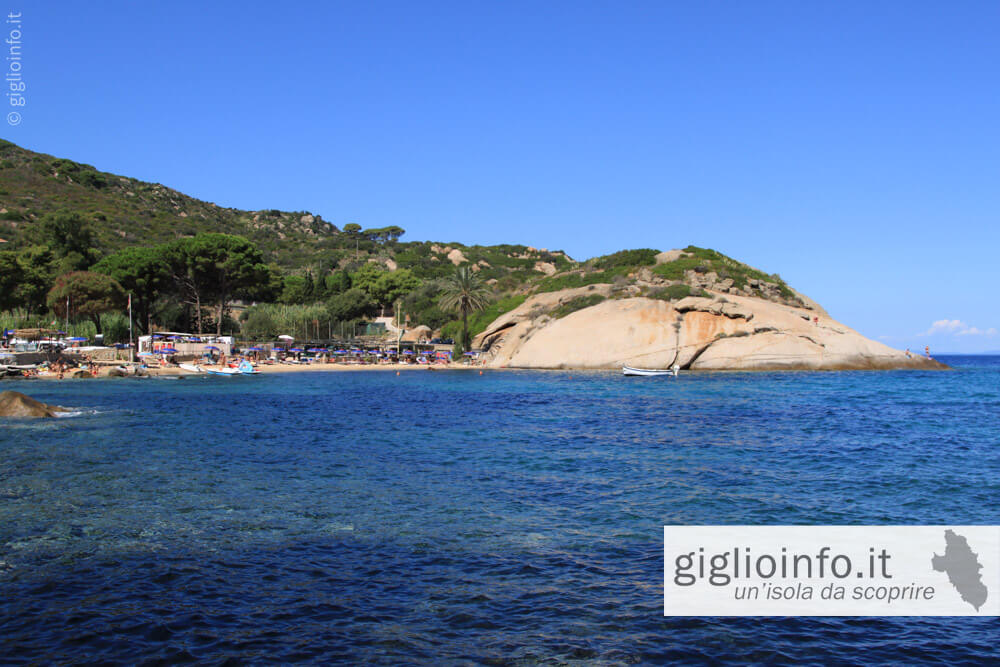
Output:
[{"xmin": 474, "ymin": 288, "xmax": 945, "ymax": 371}]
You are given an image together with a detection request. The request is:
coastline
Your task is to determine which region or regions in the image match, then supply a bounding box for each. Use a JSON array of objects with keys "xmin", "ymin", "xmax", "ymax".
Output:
[{"xmin": 5, "ymin": 357, "xmax": 949, "ymax": 381}]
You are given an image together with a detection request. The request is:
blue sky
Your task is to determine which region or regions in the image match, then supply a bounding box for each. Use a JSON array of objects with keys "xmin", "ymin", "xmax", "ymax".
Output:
[{"xmin": 5, "ymin": 1, "xmax": 999, "ymax": 352}]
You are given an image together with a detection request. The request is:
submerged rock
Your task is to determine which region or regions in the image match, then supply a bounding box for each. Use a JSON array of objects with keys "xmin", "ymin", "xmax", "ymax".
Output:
[{"xmin": 0, "ymin": 390, "xmax": 70, "ymax": 418}]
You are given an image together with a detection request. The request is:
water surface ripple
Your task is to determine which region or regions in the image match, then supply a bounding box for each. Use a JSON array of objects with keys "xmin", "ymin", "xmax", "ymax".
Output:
[{"xmin": 2, "ymin": 356, "xmax": 998, "ymax": 663}]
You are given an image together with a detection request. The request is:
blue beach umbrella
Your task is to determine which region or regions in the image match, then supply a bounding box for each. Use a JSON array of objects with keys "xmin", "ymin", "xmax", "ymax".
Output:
[
  {"xmin": 158, "ymin": 347, "xmax": 179, "ymax": 354},
  {"xmin": 204, "ymin": 345, "xmax": 219, "ymax": 351},
  {"xmin": 68, "ymin": 336, "xmax": 88, "ymax": 342},
  {"xmin": 289, "ymin": 348, "xmax": 303, "ymax": 352},
  {"xmin": 247, "ymin": 346, "xmax": 263, "ymax": 351}
]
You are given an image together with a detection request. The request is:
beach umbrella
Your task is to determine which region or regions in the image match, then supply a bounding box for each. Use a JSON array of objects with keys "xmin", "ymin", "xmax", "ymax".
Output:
[
  {"xmin": 168, "ymin": 335, "xmax": 183, "ymax": 340},
  {"xmin": 334, "ymin": 349, "xmax": 346, "ymax": 354},
  {"xmin": 247, "ymin": 346, "xmax": 263, "ymax": 351},
  {"xmin": 68, "ymin": 336, "xmax": 88, "ymax": 342},
  {"xmin": 157, "ymin": 347, "xmax": 179, "ymax": 354},
  {"xmin": 114, "ymin": 343, "xmax": 131, "ymax": 349},
  {"xmin": 308, "ymin": 347, "xmax": 326, "ymax": 352},
  {"xmin": 402, "ymin": 350, "xmax": 414, "ymax": 355},
  {"xmin": 289, "ymin": 348, "xmax": 303, "ymax": 352},
  {"xmin": 463, "ymin": 352, "xmax": 477, "ymax": 356}
]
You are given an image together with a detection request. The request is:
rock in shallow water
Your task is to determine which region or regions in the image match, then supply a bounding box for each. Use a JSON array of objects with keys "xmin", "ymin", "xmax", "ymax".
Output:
[{"xmin": 0, "ymin": 390, "xmax": 69, "ymax": 418}]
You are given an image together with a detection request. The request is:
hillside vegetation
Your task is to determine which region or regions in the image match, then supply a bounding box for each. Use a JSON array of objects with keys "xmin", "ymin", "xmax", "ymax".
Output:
[{"xmin": 0, "ymin": 139, "xmax": 802, "ymax": 345}]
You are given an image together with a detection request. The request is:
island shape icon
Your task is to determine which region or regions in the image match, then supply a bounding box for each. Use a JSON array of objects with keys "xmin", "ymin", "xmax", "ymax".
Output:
[{"xmin": 932, "ymin": 529, "xmax": 989, "ymax": 612}]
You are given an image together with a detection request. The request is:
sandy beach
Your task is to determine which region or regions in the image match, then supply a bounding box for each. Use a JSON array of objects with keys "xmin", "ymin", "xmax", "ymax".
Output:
[{"xmin": 16, "ymin": 361, "xmax": 485, "ymax": 380}]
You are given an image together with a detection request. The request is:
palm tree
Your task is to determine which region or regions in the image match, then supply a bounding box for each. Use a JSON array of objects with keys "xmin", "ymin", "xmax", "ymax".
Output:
[{"xmin": 438, "ymin": 266, "xmax": 492, "ymax": 350}]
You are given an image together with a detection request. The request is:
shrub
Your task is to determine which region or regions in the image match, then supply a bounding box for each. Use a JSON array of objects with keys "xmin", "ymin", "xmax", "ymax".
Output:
[
  {"xmin": 591, "ymin": 248, "xmax": 659, "ymax": 270},
  {"xmin": 551, "ymin": 294, "xmax": 606, "ymax": 318},
  {"xmin": 649, "ymin": 283, "xmax": 692, "ymax": 301},
  {"xmin": 536, "ymin": 266, "xmax": 631, "ymax": 293}
]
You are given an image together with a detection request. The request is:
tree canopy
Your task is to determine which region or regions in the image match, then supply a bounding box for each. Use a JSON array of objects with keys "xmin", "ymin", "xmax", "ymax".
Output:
[
  {"xmin": 46, "ymin": 271, "xmax": 126, "ymax": 334},
  {"xmin": 93, "ymin": 246, "xmax": 170, "ymax": 334}
]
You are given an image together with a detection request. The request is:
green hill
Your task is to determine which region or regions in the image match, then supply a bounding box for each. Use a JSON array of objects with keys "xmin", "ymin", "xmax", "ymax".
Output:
[
  {"xmin": 0, "ymin": 138, "xmax": 801, "ymax": 342},
  {"xmin": 0, "ymin": 138, "xmax": 340, "ymax": 268}
]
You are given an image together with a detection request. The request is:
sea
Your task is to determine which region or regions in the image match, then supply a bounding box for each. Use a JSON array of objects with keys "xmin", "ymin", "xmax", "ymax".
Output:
[{"xmin": 1, "ymin": 356, "xmax": 998, "ymax": 664}]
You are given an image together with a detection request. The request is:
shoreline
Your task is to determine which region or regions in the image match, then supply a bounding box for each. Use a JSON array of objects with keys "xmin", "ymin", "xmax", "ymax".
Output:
[{"xmin": 4, "ymin": 358, "xmax": 951, "ymax": 381}]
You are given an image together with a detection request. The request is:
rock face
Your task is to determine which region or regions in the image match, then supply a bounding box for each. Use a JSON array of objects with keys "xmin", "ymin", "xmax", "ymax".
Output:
[
  {"xmin": 0, "ymin": 391, "xmax": 70, "ymax": 418},
  {"xmin": 474, "ymin": 289, "xmax": 946, "ymax": 371}
]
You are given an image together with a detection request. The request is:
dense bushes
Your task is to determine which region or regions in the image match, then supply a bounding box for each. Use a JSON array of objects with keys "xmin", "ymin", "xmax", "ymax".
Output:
[
  {"xmin": 551, "ymin": 294, "xmax": 606, "ymax": 318},
  {"xmin": 652, "ymin": 245, "xmax": 792, "ymax": 296},
  {"xmin": 591, "ymin": 248, "xmax": 659, "ymax": 270}
]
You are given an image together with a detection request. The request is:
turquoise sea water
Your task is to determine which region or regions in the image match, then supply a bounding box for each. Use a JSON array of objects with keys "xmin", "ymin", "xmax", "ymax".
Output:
[{"xmin": 1, "ymin": 356, "xmax": 998, "ymax": 663}]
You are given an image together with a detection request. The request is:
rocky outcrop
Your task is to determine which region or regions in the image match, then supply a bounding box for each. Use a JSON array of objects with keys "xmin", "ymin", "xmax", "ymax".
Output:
[
  {"xmin": 534, "ymin": 261, "xmax": 557, "ymax": 276},
  {"xmin": 474, "ymin": 289, "xmax": 946, "ymax": 371},
  {"xmin": 655, "ymin": 249, "xmax": 684, "ymax": 265},
  {"xmin": 0, "ymin": 391, "xmax": 71, "ymax": 418}
]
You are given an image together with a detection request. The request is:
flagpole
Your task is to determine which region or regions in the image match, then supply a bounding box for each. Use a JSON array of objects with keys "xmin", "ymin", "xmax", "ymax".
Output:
[{"xmin": 128, "ymin": 293, "xmax": 134, "ymax": 363}]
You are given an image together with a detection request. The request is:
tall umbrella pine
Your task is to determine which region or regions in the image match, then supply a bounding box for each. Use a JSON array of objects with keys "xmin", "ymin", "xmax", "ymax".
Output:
[
  {"xmin": 164, "ymin": 234, "xmax": 270, "ymax": 335},
  {"xmin": 437, "ymin": 266, "xmax": 492, "ymax": 350}
]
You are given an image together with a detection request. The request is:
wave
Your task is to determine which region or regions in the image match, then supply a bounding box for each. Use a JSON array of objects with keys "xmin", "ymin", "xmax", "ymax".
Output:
[{"xmin": 53, "ymin": 409, "xmax": 99, "ymax": 418}]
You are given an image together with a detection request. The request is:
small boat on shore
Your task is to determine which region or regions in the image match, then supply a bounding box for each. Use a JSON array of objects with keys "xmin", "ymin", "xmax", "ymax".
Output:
[
  {"xmin": 206, "ymin": 361, "xmax": 260, "ymax": 376},
  {"xmin": 178, "ymin": 363, "xmax": 204, "ymax": 373},
  {"xmin": 623, "ymin": 365, "xmax": 679, "ymax": 377},
  {"xmin": 206, "ymin": 367, "xmax": 240, "ymax": 376}
]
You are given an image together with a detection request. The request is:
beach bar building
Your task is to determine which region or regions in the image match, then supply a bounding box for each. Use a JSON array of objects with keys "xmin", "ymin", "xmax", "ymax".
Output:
[{"xmin": 137, "ymin": 332, "xmax": 233, "ymax": 358}]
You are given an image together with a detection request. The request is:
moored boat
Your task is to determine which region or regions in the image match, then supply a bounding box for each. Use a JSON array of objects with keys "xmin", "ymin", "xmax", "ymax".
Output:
[{"xmin": 622, "ymin": 365, "xmax": 679, "ymax": 377}]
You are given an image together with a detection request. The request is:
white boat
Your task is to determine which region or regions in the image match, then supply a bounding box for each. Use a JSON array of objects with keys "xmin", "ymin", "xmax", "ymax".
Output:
[
  {"xmin": 623, "ymin": 365, "xmax": 679, "ymax": 377},
  {"xmin": 206, "ymin": 363, "xmax": 260, "ymax": 376},
  {"xmin": 206, "ymin": 367, "xmax": 241, "ymax": 376},
  {"xmin": 178, "ymin": 363, "xmax": 204, "ymax": 373}
]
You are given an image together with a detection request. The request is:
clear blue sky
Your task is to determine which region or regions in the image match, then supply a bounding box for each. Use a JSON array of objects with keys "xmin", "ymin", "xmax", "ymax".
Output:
[{"xmin": 5, "ymin": 1, "xmax": 999, "ymax": 352}]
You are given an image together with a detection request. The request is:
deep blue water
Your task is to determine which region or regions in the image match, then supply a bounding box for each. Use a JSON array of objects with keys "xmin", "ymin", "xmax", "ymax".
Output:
[{"xmin": 1, "ymin": 356, "xmax": 998, "ymax": 664}]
